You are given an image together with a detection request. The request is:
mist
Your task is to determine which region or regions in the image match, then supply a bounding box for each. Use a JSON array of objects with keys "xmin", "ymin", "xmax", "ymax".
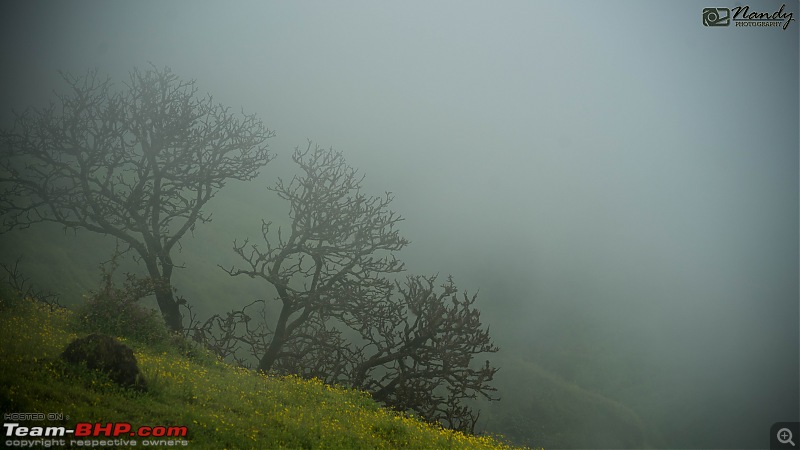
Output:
[{"xmin": 1, "ymin": 1, "xmax": 797, "ymax": 448}]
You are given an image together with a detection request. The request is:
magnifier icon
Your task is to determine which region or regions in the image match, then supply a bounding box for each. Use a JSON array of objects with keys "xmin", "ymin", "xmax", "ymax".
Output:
[{"xmin": 778, "ymin": 428, "xmax": 796, "ymax": 446}]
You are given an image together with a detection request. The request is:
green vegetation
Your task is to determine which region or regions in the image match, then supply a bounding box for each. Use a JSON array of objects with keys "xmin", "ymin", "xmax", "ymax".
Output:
[
  {"xmin": 0, "ymin": 292, "xmax": 523, "ymax": 449},
  {"xmin": 74, "ymin": 269, "xmax": 172, "ymax": 347}
]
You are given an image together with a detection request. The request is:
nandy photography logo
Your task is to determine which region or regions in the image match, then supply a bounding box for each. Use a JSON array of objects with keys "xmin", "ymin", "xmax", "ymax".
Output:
[{"xmin": 703, "ymin": 4, "xmax": 795, "ymax": 29}]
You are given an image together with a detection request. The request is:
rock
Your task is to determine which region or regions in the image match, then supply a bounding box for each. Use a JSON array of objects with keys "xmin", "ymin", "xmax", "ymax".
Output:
[{"xmin": 62, "ymin": 333, "xmax": 147, "ymax": 392}]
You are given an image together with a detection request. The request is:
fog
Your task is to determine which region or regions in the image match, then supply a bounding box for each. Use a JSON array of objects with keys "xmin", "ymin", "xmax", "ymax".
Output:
[{"xmin": 1, "ymin": 1, "xmax": 797, "ymax": 448}]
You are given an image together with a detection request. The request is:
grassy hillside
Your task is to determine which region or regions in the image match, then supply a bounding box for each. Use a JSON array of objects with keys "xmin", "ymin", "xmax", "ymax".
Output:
[
  {"xmin": 0, "ymin": 225, "xmax": 663, "ymax": 449},
  {"xmin": 0, "ymin": 293, "xmax": 523, "ymax": 449},
  {"xmin": 478, "ymin": 357, "xmax": 661, "ymax": 449}
]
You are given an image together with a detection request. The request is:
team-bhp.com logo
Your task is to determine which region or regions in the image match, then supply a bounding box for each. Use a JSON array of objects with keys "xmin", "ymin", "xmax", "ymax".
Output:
[
  {"xmin": 4, "ymin": 422, "xmax": 188, "ymax": 447},
  {"xmin": 703, "ymin": 4, "xmax": 795, "ymax": 29}
]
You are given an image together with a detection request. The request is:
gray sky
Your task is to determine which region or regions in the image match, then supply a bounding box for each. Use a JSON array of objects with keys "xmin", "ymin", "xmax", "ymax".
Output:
[{"xmin": 1, "ymin": 1, "xmax": 798, "ymax": 447}]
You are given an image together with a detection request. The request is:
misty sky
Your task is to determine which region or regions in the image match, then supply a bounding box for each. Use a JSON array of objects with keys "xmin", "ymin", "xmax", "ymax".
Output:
[{"xmin": 1, "ymin": 1, "xmax": 798, "ymax": 447}]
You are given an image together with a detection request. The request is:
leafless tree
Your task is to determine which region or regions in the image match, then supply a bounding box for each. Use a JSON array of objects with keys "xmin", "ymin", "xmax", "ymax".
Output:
[
  {"xmin": 181, "ymin": 299, "xmax": 269, "ymax": 366},
  {"xmin": 223, "ymin": 142, "xmax": 407, "ymax": 370},
  {"xmin": 0, "ymin": 66, "xmax": 275, "ymax": 331},
  {"xmin": 344, "ymin": 275, "xmax": 499, "ymax": 432},
  {"xmin": 0, "ymin": 257, "xmax": 61, "ymax": 308},
  {"xmin": 221, "ymin": 143, "xmax": 498, "ymax": 432}
]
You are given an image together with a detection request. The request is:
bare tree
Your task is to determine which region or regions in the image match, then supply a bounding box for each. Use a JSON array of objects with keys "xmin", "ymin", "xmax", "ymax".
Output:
[
  {"xmin": 0, "ymin": 66, "xmax": 275, "ymax": 331},
  {"xmin": 220, "ymin": 143, "xmax": 498, "ymax": 432},
  {"xmin": 223, "ymin": 142, "xmax": 407, "ymax": 371},
  {"xmin": 345, "ymin": 275, "xmax": 499, "ymax": 432},
  {"xmin": 0, "ymin": 257, "xmax": 61, "ymax": 308}
]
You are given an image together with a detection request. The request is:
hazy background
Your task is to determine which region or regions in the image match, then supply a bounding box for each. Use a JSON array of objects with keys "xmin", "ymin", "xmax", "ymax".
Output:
[{"xmin": 1, "ymin": 1, "xmax": 797, "ymax": 448}]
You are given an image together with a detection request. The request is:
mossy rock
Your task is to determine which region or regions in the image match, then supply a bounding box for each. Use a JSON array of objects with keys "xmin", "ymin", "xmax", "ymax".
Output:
[{"xmin": 61, "ymin": 333, "xmax": 147, "ymax": 392}]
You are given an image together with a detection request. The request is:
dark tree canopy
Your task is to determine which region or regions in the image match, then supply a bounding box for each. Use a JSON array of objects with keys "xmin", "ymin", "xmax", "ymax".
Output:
[
  {"xmin": 0, "ymin": 66, "xmax": 275, "ymax": 331},
  {"xmin": 212, "ymin": 143, "xmax": 498, "ymax": 432}
]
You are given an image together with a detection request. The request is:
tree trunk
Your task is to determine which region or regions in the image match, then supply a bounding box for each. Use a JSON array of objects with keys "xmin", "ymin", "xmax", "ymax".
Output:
[
  {"xmin": 142, "ymin": 255, "xmax": 183, "ymax": 333},
  {"xmin": 154, "ymin": 285, "xmax": 182, "ymax": 332},
  {"xmin": 257, "ymin": 303, "xmax": 293, "ymax": 373}
]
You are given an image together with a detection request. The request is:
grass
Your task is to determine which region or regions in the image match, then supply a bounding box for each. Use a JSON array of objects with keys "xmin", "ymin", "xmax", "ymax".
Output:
[
  {"xmin": 478, "ymin": 357, "xmax": 658, "ymax": 449},
  {"xmin": 0, "ymin": 294, "xmax": 523, "ymax": 449}
]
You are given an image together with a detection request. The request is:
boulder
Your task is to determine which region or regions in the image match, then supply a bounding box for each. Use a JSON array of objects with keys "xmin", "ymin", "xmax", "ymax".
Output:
[{"xmin": 62, "ymin": 333, "xmax": 147, "ymax": 392}]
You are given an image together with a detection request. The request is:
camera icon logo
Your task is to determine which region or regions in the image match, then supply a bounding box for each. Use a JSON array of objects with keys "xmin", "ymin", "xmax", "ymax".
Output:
[{"xmin": 703, "ymin": 7, "xmax": 731, "ymax": 26}]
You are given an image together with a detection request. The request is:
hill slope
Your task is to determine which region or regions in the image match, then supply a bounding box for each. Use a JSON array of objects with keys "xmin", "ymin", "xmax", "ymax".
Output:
[
  {"xmin": 478, "ymin": 357, "xmax": 660, "ymax": 449},
  {"xmin": 0, "ymin": 296, "xmax": 522, "ymax": 449}
]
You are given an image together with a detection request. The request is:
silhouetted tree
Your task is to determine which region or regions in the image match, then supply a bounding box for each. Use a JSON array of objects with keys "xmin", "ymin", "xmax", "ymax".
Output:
[
  {"xmin": 0, "ymin": 66, "xmax": 274, "ymax": 331},
  {"xmin": 220, "ymin": 143, "xmax": 498, "ymax": 431},
  {"xmin": 223, "ymin": 142, "xmax": 407, "ymax": 370},
  {"xmin": 343, "ymin": 275, "xmax": 499, "ymax": 432}
]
